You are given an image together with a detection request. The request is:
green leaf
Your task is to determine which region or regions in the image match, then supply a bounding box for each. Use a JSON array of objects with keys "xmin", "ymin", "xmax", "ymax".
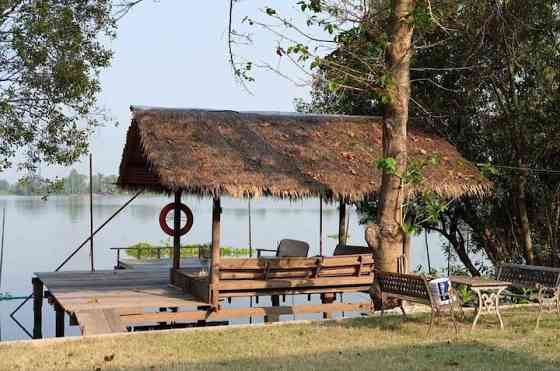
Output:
[{"xmin": 376, "ymin": 157, "xmax": 397, "ymax": 175}]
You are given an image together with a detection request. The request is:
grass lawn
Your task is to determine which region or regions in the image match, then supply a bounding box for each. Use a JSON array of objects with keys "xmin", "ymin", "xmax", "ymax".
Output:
[{"xmin": 2, "ymin": 309, "xmax": 560, "ymax": 371}]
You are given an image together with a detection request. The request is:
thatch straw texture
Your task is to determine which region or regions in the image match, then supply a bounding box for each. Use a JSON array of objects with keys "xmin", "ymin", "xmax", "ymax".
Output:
[{"xmin": 118, "ymin": 106, "xmax": 491, "ymax": 201}]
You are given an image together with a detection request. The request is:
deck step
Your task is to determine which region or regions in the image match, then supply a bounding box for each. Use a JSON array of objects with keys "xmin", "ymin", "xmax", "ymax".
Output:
[{"xmin": 76, "ymin": 309, "xmax": 127, "ymax": 335}]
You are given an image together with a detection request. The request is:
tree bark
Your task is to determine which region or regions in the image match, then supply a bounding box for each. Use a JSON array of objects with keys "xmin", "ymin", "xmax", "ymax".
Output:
[{"xmin": 366, "ymin": 0, "xmax": 415, "ymax": 273}]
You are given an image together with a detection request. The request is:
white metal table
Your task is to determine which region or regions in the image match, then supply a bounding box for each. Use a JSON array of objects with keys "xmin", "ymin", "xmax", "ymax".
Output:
[{"xmin": 450, "ymin": 276, "xmax": 511, "ymax": 330}]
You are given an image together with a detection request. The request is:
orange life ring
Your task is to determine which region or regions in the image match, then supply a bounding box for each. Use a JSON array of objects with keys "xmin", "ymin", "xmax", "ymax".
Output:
[{"xmin": 159, "ymin": 203, "xmax": 194, "ymax": 236}]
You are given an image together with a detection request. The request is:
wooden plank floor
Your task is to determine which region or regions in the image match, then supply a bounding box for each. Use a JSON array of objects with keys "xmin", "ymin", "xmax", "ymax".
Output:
[{"xmin": 35, "ymin": 268, "xmax": 207, "ymax": 334}]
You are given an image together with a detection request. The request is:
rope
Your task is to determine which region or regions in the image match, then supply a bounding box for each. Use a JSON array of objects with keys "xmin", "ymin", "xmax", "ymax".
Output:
[{"xmin": 477, "ymin": 163, "xmax": 560, "ymax": 174}]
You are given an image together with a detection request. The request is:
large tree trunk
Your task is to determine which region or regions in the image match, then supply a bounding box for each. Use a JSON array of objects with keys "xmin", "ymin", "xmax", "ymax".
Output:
[{"xmin": 366, "ymin": 0, "xmax": 415, "ymax": 273}]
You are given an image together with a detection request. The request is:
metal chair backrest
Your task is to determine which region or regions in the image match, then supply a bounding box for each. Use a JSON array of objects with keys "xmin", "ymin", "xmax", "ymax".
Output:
[
  {"xmin": 496, "ymin": 263, "xmax": 560, "ymax": 289},
  {"xmin": 276, "ymin": 239, "xmax": 309, "ymax": 257}
]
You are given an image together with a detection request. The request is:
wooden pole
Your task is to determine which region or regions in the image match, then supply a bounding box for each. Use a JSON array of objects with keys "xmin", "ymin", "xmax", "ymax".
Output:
[
  {"xmin": 248, "ymin": 199, "xmax": 253, "ymax": 258},
  {"xmin": 0, "ymin": 207, "xmax": 6, "ymax": 290},
  {"xmin": 321, "ymin": 292, "xmax": 337, "ymax": 319},
  {"xmin": 338, "ymin": 200, "xmax": 348, "ymax": 247},
  {"xmin": 210, "ymin": 196, "xmax": 221, "ymax": 308},
  {"xmin": 265, "ymin": 295, "xmax": 281, "ymax": 323},
  {"xmin": 32, "ymin": 277, "xmax": 43, "ymax": 339},
  {"xmin": 89, "ymin": 154, "xmax": 94, "ymax": 272},
  {"xmin": 55, "ymin": 302, "xmax": 64, "ymax": 338},
  {"xmin": 172, "ymin": 190, "xmax": 182, "ymax": 272},
  {"xmin": 319, "ymin": 195, "xmax": 323, "ymax": 256}
]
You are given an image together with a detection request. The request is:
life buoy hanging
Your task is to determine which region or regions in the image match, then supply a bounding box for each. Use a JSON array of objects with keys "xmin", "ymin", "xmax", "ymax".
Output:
[{"xmin": 159, "ymin": 202, "xmax": 194, "ymax": 236}]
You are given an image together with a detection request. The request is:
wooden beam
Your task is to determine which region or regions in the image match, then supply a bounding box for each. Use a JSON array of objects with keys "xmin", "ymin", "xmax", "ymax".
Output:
[
  {"xmin": 210, "ymin": 196, "xmax": 221, "ymax": 308},
  {"xmin": 55, "ymin": 302, "xmax": 65, "ymax": 337},
  {"xmin": 120, "ymin": 301, "xmax": 372, "ymax": 324},
  {"xmin": 338, "ymin": 200, "xmax": 348, "ymax": 247},
  {"xmin": 172, "ymin": 190, "xmax": 182, "ymax": 272},
  {"xmin": 32, "ymin": 277, "xmax": 43, "ymax": 339}
]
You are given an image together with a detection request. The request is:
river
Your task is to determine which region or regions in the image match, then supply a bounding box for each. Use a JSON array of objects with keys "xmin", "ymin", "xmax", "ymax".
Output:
[{"xmin": 0, "ymin": 194, "xmax": 457, "ymax": 341}]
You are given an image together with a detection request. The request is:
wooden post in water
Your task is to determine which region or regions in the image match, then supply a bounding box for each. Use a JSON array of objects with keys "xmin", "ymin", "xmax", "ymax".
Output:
[
  {"xmin": 321, "ymin": 292, "xmax": 336, "ymax": 319},
  {"xmin": 172, "ymin": 190, "xmax": 182, "ymax": 280},
  {"xmin": 210, "ymin": 196, "xmax": 221, "ymax": 308},
  {"xmin": 338, "ymin": 200, "xmax": 348, "ymax": 247},
  {"xmin": 265, "ymin": 295, "xmax": 281, "ymax": 323},
  {"xmin": 89, "ymin": 154, "xmax": 94, "ymax": 272},
  {"xmin": 55, "ymin": 302, "xmax": 65, "ymax": 338},
  {"xmin": 32, "ymin": 277, "xmax": 43, "ymax": 339}
]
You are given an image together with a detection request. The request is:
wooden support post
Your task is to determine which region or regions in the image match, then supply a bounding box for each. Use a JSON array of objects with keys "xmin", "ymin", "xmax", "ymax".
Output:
[
  {"xmin": 338, "ymin": 200, "xmax": 348, "ymax": 247},
  {"xmin": 321, "ymin": 292, "xmax": 337, "ymax": 319},
  {"xmin": 265, "ymin": 295, "xmax": 281, "ymax": 323},
  {"xmin": 32, "ymin": 277, "xmax": 43, "ymax": 339},
  {"xmin": 210, "ymin": 196, "xmax": 221, "ymax": 308},
  {"xmin": 319, "ymin": 195, "xmax": 323, "ymax": 256},
  {"xmin": 55, "ymin": 302, "xmax": 65, "ymax": 338},
  {"xmin": 171, "ymin": 190, "xmax": 182, "ymax": 283}
]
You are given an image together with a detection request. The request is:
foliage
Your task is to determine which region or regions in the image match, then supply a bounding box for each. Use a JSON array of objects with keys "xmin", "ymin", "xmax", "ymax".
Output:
[
  {"xmin": 297, "ymin": 0, "xmax": 560, "ymax": 273},
  {"xmin": 125, "ymin": 242, "xmax": 250, "ymax": 260},
  {"xmin": 0, "ymin": 1, "xmax": 116, "ymax": 173},
  {"xmin": 0, "ymin": 169, "xmax": 120, "ymax": 196}
]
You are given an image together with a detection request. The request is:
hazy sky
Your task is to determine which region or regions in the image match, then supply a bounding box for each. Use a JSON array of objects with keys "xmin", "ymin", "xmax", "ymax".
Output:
[{"xmin": 3, "ymin": 1, "xmax": 309, "ymax": 181}]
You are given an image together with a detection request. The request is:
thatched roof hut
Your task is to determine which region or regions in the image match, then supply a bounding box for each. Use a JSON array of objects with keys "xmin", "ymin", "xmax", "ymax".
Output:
[{"xmin": 118, "ymin": 106, "xmax": 491, "ymax": 201}]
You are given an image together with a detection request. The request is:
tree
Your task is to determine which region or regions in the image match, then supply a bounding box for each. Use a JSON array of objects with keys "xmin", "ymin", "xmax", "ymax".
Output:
[
  {"xmin": 0, "ymin": 1, "xmax": 115, "ymax": 173},
  {"xmin": 0, "ymin": 179, "xmax": 9, "ymax": 193},
  {"xmin": 228, "ymin": 0, "xmax": 435, "ymax": 273},
  {"xmin": 64, "ymin": 169, "xmax": 87, "ymax": 194},
  {"xmin": 411, "ymin": 0, "xmax": 560, "ymax": 267},
  {"xmin": 300, "ymin": 0, "xmax": 560, "ymax": 272}
]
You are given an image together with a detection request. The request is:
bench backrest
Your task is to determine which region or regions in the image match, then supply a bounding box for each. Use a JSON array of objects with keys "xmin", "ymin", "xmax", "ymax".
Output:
[
  {"xmin": 496, "ymin": 264, "xmax": 560, "ymax": 289},
  {"xmin": 333, "ymin": 244, "xmax": 371, "ymax": 256},
  {"xmin": 376, "ymin": 271, "xmax": 431, "ymax": 304},
  {"xmin": 219, "ymin": 254, "xmax": 373, "ymax": 281}
]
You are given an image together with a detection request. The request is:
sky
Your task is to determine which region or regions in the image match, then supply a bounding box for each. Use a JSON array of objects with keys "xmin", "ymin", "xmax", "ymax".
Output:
[{"xmin": 3, "ymin": 1, "xmax": 310, "ymax": 181}]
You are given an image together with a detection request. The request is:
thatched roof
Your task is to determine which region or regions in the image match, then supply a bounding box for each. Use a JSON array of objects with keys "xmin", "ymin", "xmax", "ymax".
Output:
[{"xmin": 118, "ymin": 106, "xmax": 491, "ymax": 201}]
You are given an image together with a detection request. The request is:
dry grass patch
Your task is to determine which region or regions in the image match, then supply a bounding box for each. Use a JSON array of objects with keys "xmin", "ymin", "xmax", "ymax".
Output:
[{"xmin": 2, "ymin": 309, "xmax": 560, "ymax": 371}]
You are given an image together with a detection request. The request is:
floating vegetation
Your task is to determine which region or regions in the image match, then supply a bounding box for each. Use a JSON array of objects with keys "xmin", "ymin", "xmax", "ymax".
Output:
[{"xmin": 125, "ymin": 242, "xmax": 250, "ymax": 259}]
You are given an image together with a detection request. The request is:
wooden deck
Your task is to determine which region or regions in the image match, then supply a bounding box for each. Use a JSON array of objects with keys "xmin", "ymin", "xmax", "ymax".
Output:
[
  {"xmin": 32, "ymin": 256, "xmax": 373, "ymax": 338},
  {"xmin": 34, "ymin": 268, "xmax": 207, "ymax": 336}
]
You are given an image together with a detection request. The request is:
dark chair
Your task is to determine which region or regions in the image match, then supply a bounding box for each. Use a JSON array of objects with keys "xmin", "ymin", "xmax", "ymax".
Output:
[{"xmin": 257, "ymin": 239, "xmax": 310, "ymax": 258}]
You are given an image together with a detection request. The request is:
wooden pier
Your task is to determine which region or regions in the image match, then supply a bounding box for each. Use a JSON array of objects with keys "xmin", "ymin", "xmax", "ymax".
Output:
[
  {"xmin": 33, "ymin": 266, "xmax": 206, "ymax": 337},
  {"xmin": 33, "ymin": 257, "xmax": 372, "ymax": 338}
]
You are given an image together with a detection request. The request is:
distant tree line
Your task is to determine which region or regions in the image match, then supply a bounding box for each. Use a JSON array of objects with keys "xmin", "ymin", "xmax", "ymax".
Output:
[{"xmin": 0, "ymin": 170, "xmax": 119, "ymax": 196}]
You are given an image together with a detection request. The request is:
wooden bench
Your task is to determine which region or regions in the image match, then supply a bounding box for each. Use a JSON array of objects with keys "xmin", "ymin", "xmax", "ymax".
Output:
[
  {"xmin": 376, "ymin": 271, "xmax": 457, "ymax": 334},
  {"xmin": 177, "ymin": 254, "xmax": 374, "ymax": 303},
  {"xmin": 496, "ymin": 263, "xmax": 560, "ymax": 329}
]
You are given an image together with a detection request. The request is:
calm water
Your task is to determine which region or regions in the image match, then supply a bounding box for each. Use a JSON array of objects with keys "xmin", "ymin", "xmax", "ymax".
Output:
[{"xmin": 0, "ymin": 195, "xmax": 455, "ymax": 341}]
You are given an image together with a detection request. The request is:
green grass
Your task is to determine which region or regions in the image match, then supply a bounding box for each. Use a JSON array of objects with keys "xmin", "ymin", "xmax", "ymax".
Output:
[{"xmin": 2, "ymin": 309, "xmax": 560, "ymax": 370}]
